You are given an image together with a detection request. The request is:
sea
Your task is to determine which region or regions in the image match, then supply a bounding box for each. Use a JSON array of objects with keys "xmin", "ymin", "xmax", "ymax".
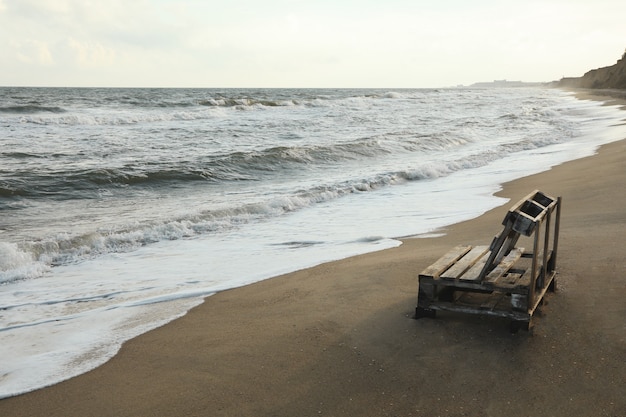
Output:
[{"xmin": 1, "ymin": 86, "xmax": 625, "ymax": 398}]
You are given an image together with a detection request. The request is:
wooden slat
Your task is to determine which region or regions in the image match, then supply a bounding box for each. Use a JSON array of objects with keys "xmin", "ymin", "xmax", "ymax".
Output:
[
  {"xmin": 511, "ymin": 210, "xmax": 538, "ymax": 236},
  {"xmin": 459, "ymin": 252, "xmax": 490, "ymax": 281},
  {"xmin": 490, "ymin": 270, "xmax": 531, "ymax": 293},
  {"xmin": 478, "ymin": 222, "xmax": 517, "ymax": 280},
  {"xmin": 532, "ymin": 191, "xmax": 556, "ymax": 209},
  {"xmin": 483, "ymin": 247, "xmax": 524, "ymax": 283},
  {"xmin": 419, "ymin": 245, "xmax": 472, "ymax": 279},
  {"xmin": 493, "ymin": 271, "xmax": 522, "ymax": 287},
  {"xmin": 440, "ymin": 245, "xmax": 489, "ymax": 280},
  {"xmin": 508, "ymin": 189, "xmax": 539, "ymax": 213},
  {"xmin": 516, "ymin": 269, "xmax": 532, "ymax": 288}
]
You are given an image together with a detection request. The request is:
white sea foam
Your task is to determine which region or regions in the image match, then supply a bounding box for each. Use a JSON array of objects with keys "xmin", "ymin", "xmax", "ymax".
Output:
[{"xmin": 0, "ymin": 243, "xmax": 49, "ymax": 283}]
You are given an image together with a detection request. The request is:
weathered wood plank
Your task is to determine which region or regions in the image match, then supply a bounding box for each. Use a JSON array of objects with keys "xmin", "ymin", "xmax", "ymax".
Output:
[
  {"xmin": 511, "ymin": 210, "xmax": 539, "ymax": 236},
  {"xmin": 515, "ymin": 271, "xmax": 530, "ymax": 289},
  {"xmin": 440, "ymin": 245, "xmax": 489, "ymax": 280},
  {"xmin": 460, "ymin": 252, "xmax": 490, "ymax": 281},
  {"xmin": 424, "ymin": 300, "xmax": 530, "ymax": 321},
  {"xmin": 491, "ymin": 271, "xmax": 528, "ymax": 292},
  {"xmin": 508, "ymin": 190, "xmax": 557, "ymax": 236},
  {"xmin": 418, "ymin": 245, "xmax": 472, "ymax": 279},
  {"xmin": 500, "ymin": 272, "xmax": 523, "ymax": 285},
  {"xmin": 478, "ymin": 222, "xmax": 518, "ymax": 280},
  {"xmin": 483, "ymin": 247, "xmax": 524, "ymax": 283},
  {"xmin": 531, "ymin": 191, "xmax": 556, "ymax": 209},
  {"xmin": 511, "ymin": 293, "xmax": 528, "ymax": 311},
  {"xmin": 508, "ymin": 189, "xmax": 539, "ymax": 214}
]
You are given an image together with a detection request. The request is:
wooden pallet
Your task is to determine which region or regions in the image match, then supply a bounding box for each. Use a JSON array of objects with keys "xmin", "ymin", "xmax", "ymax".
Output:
[{"xmin": 415, "ymin": 190, "xmax": 562, "ymax": 332}]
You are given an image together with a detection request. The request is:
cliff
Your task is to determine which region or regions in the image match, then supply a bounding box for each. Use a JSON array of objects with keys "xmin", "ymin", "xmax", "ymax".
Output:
[{"xmin": 558, "ymin": 50, "xmax": 626, "ymax": 89}]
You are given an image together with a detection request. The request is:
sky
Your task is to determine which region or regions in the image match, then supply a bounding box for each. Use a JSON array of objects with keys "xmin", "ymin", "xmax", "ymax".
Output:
[{"xmin": 1, "ymin": 0, "xmax": 625, "ymax": 88}]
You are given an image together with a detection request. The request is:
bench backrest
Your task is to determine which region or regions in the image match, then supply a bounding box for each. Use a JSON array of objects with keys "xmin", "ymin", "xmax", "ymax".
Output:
[{"xmin": 479, "ymin": 190, "xmax": 558, "ymax": 280}]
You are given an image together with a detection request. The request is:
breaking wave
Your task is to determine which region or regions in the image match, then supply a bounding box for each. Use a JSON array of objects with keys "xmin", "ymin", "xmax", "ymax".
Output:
[{"xmin": 0, "ymin": 105, "xmax": 67, "ymax": 114}]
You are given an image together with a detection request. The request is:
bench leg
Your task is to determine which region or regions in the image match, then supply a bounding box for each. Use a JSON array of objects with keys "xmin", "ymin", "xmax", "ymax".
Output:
[
  {"xmin": 415, "ymin": 306, "xmax": 437, "ymax": 319},
  {"xmin": 415, "ymin": 282, "xmax": 437, "ymax": 319},
  {"xmin": 548, "ymin": 276, "xmax": 557, "ymax": 292},
  {"xmin": 510, "ymin": 319, "xmax": 532, "ymax": 333}
]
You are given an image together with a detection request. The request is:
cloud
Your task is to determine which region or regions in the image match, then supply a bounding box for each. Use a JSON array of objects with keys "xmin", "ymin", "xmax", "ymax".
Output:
[
  {"xmin": 1, "ymin": 0, "xmax": 625, "ymax": 87},
  {"xmin": 66, "ymin": 38, "xmax": 116, "ymax": 68},
  {"xmin": 13, "ymin": 39, "xmax": 54, "ymax": 65}
]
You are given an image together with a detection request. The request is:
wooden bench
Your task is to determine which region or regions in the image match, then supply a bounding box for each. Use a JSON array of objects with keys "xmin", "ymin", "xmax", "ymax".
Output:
[{"xmin": 415, "ymin": 190, "xmax": 562, "ymax": 332}]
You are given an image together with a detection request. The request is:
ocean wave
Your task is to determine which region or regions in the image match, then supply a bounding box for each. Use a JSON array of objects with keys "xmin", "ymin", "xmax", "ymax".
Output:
[
  {"xmin": 0, "ymin": 86, "xmax": 585, "ymax": 283},
  {"xmin": 0, "ymin": 105, "xmax": 66, "ymax": 114},
  {"xmin": 0, "ymin": 171, "xmax": 406, "ymax": 283},
  {"xmin": 0, "ymin": 165, "xmax": 436, "ymax": 283},
  {"xmin": 0, "ymin": 135, "xmax": 444, "ymax": 199},
  {"xmin": 0, "ymin": 151, "xmax": 47, "ymax": 159},
  {"xmin": 0, "ymin": 125, "xmax": 565, "ymax": 201},
  {"xmin": 6, "ymin": 90, "xmax": 419, "ymax": 126},
  {"xmin": 15, "ymin": 111, "xmax": 205, "ymax": 126},
  {"xmin": 0, "ymin": 242, "xmax": 50, "ymax": 284},
  {"xmin": 0, "ymin": 120, "xmax": 582, "ymax": 285},
  {"xmin": 198, "ymin": 98, "xmax": 296, "ymax": 107}
]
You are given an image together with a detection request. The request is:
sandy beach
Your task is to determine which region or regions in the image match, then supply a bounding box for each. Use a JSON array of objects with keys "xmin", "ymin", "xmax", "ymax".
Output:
[{"xmin": 2, "ymin": 101, "xmax": 625, "ymax": 417}]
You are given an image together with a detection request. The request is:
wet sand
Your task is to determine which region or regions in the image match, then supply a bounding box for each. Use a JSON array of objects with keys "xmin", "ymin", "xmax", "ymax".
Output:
[{"xmin": 1, "ymin": 108, "xmax": 625, "ymax": 417}]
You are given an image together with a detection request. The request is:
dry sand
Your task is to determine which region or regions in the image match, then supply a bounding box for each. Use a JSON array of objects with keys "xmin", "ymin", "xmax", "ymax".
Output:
[{"xmin": 1, "ymin": 102, "xmax": 625, "ymax": 417}]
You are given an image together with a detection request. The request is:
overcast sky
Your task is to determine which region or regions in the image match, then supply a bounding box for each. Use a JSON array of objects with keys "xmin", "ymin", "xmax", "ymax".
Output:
[{"xmin": 1, "ymin": 0, "xmax": 624, "ymax": 88}]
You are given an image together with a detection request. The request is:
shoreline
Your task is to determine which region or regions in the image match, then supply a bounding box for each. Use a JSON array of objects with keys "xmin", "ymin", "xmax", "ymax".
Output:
[
  {"xmin": 565, "ymin": 86, "xmax": 626, "ymax": 109},
  {"xmin": 2, "ymin": 98, "xmax": 625, "ymax": 416}
]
